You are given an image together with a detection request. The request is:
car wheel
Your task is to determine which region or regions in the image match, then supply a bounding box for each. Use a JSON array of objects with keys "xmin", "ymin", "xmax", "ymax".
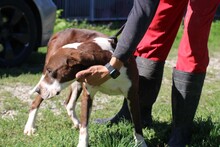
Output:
[{"xmin": 0, "ymin": 0, "xmax": 38, "ymax": 67}]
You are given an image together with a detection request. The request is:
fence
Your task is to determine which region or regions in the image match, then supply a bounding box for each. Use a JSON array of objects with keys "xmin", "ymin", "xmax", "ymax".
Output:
[
  {"xmin": 53, "ymin": 0, "xmax": 133, "ymax": 21},
  {"xmin": 53, "ymin": 1, "xmax": 220, "ymax": 21}
]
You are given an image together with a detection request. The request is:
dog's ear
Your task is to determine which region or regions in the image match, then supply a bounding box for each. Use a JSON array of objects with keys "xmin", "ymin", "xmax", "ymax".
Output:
[
  {"xmin": 66, "ymin": 48, "xmax": 112, "ymax": 67},
  {"xmin": 79, "ymin": 52, "xmax": 96, "ymax": 66},
  {"xmin": 66, "ymin": 57, "xmax": 79, "ymax": 67},
  {"xmin": 79, "ymin": 50, "xmax": 112, "ymax": 66},
  {"xmin": 66, "ymin": 49, "xmax": 96, "ymax": 67},
  {"xmin": 64, "ymin": 49, "xmax": 78, "ymax": 67}
]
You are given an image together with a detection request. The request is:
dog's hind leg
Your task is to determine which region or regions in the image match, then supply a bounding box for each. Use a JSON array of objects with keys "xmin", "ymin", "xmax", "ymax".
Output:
[
  {"xmin": 126, "ymin": 94, "xmax": 147, "ymax": 147},
  {"xmin": 77, "ymin": 84, "xmax": 95, "ymax": 147},
  {"xmin": 127, "ymin": 93, "xmax": 147, "ymax": 147},
  {"xmin": 65, "ymin": 81, "xmax": 82, "ymax": 129},
  {"xmin": 24, "ymin": 95, "xmax": 43, "ymax": 135},
  {"xmin": 123, "ymin": 57, "xmax": 147, "ymax": 147}
]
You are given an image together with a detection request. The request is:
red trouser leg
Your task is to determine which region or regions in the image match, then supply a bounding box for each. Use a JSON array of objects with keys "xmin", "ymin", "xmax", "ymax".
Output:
[
  {"xmin": 134, "ymin": 0, "xmax": 220, "ymax": 73},
  {"xmin": 176, "ymin": 0, "xmax": 220, "ymax": 73},
  {"xmin": 134, "ymin": 0, "xmax": 188, "ymax": 61}
]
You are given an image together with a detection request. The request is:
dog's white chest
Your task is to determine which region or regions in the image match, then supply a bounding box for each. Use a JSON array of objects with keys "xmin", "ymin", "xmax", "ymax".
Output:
[{"xmin": 88, "ymin": 67, "xmax": 131, "ymax": 97}]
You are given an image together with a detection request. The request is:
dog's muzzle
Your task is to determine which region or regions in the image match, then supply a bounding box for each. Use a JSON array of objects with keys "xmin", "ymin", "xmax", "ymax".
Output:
[{"xmin": 30, "ymin": 79, "xmax": 62, "ymax": 99}]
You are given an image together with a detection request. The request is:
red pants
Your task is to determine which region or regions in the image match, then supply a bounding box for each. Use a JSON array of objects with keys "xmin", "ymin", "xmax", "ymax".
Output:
[{"xmin": 134, "ymin": 0, "xmax": 220, "ymax": 73}]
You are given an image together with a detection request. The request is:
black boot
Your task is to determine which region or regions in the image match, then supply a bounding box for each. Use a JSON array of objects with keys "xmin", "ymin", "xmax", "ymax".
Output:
[
  {"xmin": 137, "ymin": 57, "xmax": 164, "ymax": 127},
  {"xmin": 95, "ymin": 57, "xmax": 164, "ymax": 127},
  {"xmin": 168, "ymin": 69, "xmax": 206, "ymax": 147}
]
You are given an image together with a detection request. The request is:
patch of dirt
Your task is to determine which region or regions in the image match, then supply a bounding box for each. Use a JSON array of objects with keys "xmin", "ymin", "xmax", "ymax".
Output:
[
  {"xmin": 1, "ymin": 110, "xmax": 17, "ymax": 120},
  {"xmin": 0, "ymin": 83, "xmax": 32, "ymax": 119},
  {"xmin": 166, "ymin": 57, "xmax": 220, "ymax": 80},
  {"xmin": 207, "ymin": 57, "xmax": 220, "ymax": 80},
  {"xmin": 0, "ymin": 83, "xmax": 33, "ymax": 104}
]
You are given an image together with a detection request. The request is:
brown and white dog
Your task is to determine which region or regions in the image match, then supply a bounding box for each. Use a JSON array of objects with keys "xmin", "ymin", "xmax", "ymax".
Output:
[{"xmin": 24, "ymin": 28, "xmax": 146, "ymax": 147}]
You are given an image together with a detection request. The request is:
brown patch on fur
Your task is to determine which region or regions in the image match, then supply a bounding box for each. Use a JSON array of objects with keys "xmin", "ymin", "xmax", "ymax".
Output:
[
  {"xmin": 80, "ymin": 83, "xmax": 93, "ymax": 127},
  {"xmin": 30, "ymin": 95, "xmax": 44, "ymax": 110}
]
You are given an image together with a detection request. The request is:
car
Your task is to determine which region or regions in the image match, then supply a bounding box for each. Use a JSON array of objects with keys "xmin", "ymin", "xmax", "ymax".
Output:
[{"xmin": 0, "ymin": 0, "xmax": 56, "ymax": 67}]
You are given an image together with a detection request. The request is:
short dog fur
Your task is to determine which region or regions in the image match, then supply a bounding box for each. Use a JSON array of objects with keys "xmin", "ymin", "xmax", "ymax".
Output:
[{"xmin": 24, "ymin": 28, "xmax": 147, "ymax": 147}]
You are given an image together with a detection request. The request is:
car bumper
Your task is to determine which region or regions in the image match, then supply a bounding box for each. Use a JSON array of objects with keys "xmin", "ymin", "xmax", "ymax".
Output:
[{"xmin": 33, "ymin": 0, "xmax": 57, "ymax": 46}]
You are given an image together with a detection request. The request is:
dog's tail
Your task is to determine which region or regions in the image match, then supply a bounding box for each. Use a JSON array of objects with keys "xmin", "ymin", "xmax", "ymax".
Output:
[{"xmin": 109, "ymin": 23, "xmax": 125, "ymax": 49}]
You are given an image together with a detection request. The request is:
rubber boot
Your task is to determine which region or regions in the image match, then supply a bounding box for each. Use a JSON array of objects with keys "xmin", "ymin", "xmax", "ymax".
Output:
[
  {"xmin": 95, "ymin": 57, "xmax": 164, "ymax": 127},
  {"xmin": 168, "ymin": 69, "xmax": 206, "ymax": 147},
  {"xmin": 137, "ymin": 56, "xmax": 164, "ymax": 127}
]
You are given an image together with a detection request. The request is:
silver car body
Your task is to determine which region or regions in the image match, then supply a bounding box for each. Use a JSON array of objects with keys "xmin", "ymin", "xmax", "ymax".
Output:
[{"xmin": 33, "ymin": 0, "xmax": 57, "ymax": 46}]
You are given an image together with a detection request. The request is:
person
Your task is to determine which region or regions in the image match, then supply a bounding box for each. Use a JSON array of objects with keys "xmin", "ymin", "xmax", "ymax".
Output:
[{"xmin": 76, "ymin": 0, "xmax": 220, "ymax": 146}]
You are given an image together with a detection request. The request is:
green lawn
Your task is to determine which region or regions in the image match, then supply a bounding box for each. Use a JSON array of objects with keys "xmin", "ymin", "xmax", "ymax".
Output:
[{"xmin": 0, "ymin": 18, "xmax": 219, "ymax": 147}]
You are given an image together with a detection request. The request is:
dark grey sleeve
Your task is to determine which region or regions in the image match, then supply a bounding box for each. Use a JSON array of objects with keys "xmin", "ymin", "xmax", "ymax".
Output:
[{"xmin": 113, "ymin": 0, "xmax": 159, "ymax": 62}]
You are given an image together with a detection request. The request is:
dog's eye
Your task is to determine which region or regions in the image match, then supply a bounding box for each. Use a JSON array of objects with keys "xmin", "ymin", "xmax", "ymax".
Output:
[
  {"xmin": 47, "ymin": 68, "xmax": 57, "ymax": 78},
  {"xmin": 47, "ymin": 68, "xmax": 52, "ymax": 74}
]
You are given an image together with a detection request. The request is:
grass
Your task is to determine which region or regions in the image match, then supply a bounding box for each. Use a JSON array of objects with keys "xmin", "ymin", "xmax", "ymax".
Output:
[{"xmin": 0, "ymin": 14, "xmax": 220, "ymax": 146}]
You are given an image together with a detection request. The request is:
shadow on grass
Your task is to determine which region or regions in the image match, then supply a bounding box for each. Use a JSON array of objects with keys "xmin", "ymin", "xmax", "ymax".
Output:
[
  {"xmin": 89, "ymin": 117, "xmax": 219, "ymax": 146},
  {"xmin": 0, "ymin": 51, "xmax": 46, "ymax": 77},
  {"xmin": 146, "ymin": 117, "xmax": 220, "ymax": 147},
  {"xmin": 190, "ymin": 117, "xmax": 220, "ymax": 147}
]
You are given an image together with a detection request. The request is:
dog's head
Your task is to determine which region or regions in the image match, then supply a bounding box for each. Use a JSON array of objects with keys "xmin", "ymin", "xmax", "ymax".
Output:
[{"xmin": 31, "ymin": 39, "xmax": 113, "ymax": 99}]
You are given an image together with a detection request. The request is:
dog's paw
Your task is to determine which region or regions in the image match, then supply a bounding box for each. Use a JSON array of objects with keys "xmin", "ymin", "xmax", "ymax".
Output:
[
  {"xmin": 77, "ymin": 127, "xmax": 88, "ymax": 147},
  {"xmin": 24, "ymin": 126, "xmax": 36, "ymax": 136},
  {"xmin": 77, "ymin": 142, "xmax": 87, "ymax": 147},
  {"xmin": 134, "ymin": 133, "xmax": 148, "ymax": 147},
  {"xmin": 73, "ymin": 122, "xmax": 80, "ymax": 129},
  {"xmin": 72, "ymin": 119, "xmax": 81, "ymax": 129},
  {"xmin": 136, "ymin": 142, "xmax": 148, "ymax": 147}
]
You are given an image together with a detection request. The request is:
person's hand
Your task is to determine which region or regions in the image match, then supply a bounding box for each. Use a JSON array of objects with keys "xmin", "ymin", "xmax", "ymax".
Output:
[
  {"xmin": 76, "ymin": 65, "xmax": 111, "ymax": 86},
  {"xmin": 76, "ymin": 57, "xmax": 123, "ymax": 86}
]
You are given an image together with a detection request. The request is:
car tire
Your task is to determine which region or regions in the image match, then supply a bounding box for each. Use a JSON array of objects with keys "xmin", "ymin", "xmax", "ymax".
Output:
[{"xmin": 0, "ymin": 0, "xmax": 38, "ymax": 67}]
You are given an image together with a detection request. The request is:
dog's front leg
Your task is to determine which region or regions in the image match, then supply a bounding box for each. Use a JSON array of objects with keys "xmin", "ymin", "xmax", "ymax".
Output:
[
  {"xmin": 64, "ymin": 82, "xmax": 82, "ymax": 129},
  {"xmin": 24, "ymin": 95, "xmax": 43, "ymax": 135},
  {"xmin": 77, "ymin": 84, "xmax": 94, "ymax": 147}
]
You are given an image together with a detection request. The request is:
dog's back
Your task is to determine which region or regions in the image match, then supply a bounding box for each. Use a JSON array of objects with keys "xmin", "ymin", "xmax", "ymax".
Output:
[{"xmin": 44, "ymin": 28, "xmax": 109, "ymax": 73}]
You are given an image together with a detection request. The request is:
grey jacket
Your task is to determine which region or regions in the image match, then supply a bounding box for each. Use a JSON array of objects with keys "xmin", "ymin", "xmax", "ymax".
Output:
[{"xmin": 113, "ymin": 0, "xmax": 159, "ymax": 62}]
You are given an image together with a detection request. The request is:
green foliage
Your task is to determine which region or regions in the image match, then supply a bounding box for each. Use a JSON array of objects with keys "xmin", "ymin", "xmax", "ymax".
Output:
[
  {"xmin": 53, "ymin": 9, "xmax": 119, "ymax": 36},
  {"xmin": 54, "ymin": 10, "xmax": 73, "ymax": 32}
]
